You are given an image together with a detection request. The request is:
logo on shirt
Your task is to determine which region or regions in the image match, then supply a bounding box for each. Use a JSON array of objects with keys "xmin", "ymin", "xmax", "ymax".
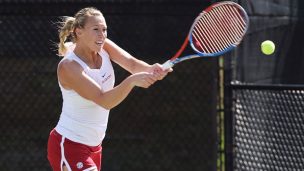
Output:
[
  {"xmin": 102, "ymin": 73, "xmax": 112, "ymax": 84},
  {"xmin": 76, "ymin": 162, "xmax": 83, "ymax": 169},
  {"xmin": 101, "ymin": 73, "xmax": 106, "ymax": 78}
]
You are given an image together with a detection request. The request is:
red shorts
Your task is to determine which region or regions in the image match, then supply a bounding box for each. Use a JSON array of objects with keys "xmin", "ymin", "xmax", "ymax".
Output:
[{"xmin": 47, "ymin": 129, "xmax": 102, "ymax": 171}]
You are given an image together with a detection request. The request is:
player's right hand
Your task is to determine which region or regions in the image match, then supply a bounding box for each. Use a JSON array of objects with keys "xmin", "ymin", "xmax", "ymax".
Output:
[{"xmin": 129, "ymin": 72, "xmax": 158, "ymax": 88}]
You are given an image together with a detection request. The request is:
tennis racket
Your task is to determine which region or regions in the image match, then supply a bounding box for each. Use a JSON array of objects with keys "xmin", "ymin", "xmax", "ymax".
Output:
[{"xmin": 162, "ymin": 1, "xmax": 249, "ymax": 69}]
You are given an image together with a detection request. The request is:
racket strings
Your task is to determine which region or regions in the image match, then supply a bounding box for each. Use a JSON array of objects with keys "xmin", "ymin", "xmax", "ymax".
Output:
[
  {"xmin": 198, "ymin": 10, "xmax": 232, "ymax": 53},
  {"xmin": 199, "ymin": 8, "xmax": 235, "ymax": 52},
  {"xmin": 192, "ymin": 4, "xmax": 247, "ymax": 54},
  {"xmin": 223, "ymin": 5, "xmax": 246, "ymax": 39},
  {"xmin": 213, "ymin": 6, "xmax": 243, "ymax": 46},
  {"xmin": 204, "ymin": 5, "xmax": 246, "ymax": 49},
  {"xmin": 204, "ymin": 5, "xmax": 245, "ymax": 50}
]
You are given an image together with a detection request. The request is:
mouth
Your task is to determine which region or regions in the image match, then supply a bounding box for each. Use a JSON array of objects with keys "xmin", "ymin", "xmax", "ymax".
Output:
[{"xmin": 96, "ymin": 41, "xmax": 103, "ymax": 46}]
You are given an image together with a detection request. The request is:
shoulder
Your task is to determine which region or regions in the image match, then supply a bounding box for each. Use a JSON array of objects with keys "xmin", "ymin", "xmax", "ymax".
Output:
[
  {"xmin": 100, "ymin": 48, "xmax": 110, "ymax": 58},
  {"xmin": 103, "ymin": 38, "xmax": 118, "ymax": 52},
  {"xmin": 103, "ymin": 38, "xmax": 113, "ymax": 48},
  {"xmin": 57, "ymin": 58, "xmax": 83, "ymax": 79}
]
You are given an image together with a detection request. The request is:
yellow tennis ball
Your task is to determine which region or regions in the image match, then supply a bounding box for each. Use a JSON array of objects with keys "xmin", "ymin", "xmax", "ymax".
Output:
[{"xmin": 261, "ymin": 40, "xmax": 275, "ymax": 55}]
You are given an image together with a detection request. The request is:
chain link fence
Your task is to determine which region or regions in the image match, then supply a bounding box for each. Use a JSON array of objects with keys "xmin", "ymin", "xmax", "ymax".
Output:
[{"xmin": 228, "ymin": 84, "xmax": 304, "ymax": 171}]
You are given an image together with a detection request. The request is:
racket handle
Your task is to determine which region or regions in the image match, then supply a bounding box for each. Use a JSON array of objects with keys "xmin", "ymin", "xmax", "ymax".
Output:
[{"xmin": 162, "ymin": 60, "xmax": 174, "ymax": 70}]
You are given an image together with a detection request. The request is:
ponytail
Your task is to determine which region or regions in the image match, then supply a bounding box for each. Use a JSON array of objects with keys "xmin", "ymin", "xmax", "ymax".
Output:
[{"xmin": 58, "ymin": 17, "xmax": 75, "ymax": 56}]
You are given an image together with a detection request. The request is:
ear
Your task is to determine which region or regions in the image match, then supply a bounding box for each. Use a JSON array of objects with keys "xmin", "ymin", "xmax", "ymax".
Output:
[{"xmin": 75, "ymin": 28, "xmax": 83, "ymax": 37}]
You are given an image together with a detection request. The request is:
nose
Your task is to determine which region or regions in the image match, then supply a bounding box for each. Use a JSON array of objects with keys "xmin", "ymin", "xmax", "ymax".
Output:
[{"xmin": 99, "ymin": 31, "xmax": 107, "ymax": 39}]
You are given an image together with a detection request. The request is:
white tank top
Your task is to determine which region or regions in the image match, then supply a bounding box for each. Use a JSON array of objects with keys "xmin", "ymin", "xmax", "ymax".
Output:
[{"xmin": 55, "ymin": 49, "xmax": 115, "ymax": 146}]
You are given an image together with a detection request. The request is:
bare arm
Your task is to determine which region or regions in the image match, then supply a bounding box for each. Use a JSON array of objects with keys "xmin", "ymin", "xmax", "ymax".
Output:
[
  {"xmin": 58, "ymin": 59, "xmax": 158, "ymax": 110},
  {"xmin": 103, "ymin": 38, "xmax": 172, "ymax": 79},
  {"xmin": 103, "ymin": 39, "xmax": 154, "ymax": 73}
]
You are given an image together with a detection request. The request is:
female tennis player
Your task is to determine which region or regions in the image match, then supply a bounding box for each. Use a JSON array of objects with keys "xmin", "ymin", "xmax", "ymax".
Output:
[{"xmin": 47, "ymin": 7, "xmax": 171, "ymax": 171}]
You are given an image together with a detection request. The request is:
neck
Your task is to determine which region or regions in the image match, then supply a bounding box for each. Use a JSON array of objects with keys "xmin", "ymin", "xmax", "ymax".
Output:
[
  {"xmin": 73, "ymin": 44, "xmax": 98, "ymax": 63},
  {"xmin": 73, "ymin": 44, "xmax": 102, "ymax": 69}
]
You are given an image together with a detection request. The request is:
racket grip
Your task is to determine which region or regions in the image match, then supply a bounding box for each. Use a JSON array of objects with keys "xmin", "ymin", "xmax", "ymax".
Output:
[{"xmin": 162, "ymin": 60, "xmax": 174, "ymax": 70}]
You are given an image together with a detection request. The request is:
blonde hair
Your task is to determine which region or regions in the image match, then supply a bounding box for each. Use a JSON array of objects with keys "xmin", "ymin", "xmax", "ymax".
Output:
[{"xmin": 57, "ymin": 7, "xmax": 103, "ymax": 56}]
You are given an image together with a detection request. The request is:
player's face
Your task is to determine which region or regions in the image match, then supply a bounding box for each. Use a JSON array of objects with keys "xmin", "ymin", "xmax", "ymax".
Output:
[{"xmin": 77, "ymin": 15, "xmax": 107, "ymax": 52}]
